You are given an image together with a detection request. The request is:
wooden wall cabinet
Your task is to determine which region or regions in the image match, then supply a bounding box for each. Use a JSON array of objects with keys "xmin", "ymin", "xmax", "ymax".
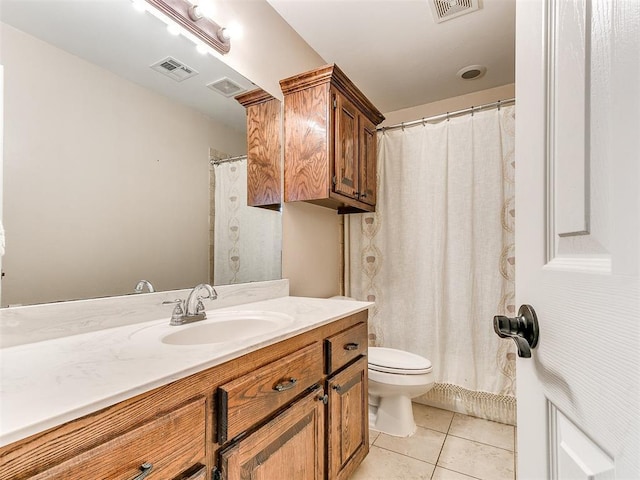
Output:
[
  {"xmin": 280, "ymin": 64, "xmax": 385, "ymax": 214},
  {"xmin": 235, "ymin": 89, "xmax": 282, "ymax": 209},
  {"xmin": 0, "ymin": 311, "xmax": 369, "ymax": 480}
]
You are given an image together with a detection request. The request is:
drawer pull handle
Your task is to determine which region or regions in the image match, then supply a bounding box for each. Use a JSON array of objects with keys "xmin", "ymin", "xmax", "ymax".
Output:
[
  {"xmin": 344, "ymin": 342, "xmax": 359, "ymax": 351},
  {"xmin": 273, "ymin": 378, "xmax": 297, "ymax": 392},
  {"xmin": 132, "ymin": 462, "xmax": 153, "ymax": 480}
]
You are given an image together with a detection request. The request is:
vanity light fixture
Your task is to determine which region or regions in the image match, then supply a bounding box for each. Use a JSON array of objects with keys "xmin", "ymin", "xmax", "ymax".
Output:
[{"xmin": 141, "ymin": 0, "xmax": 232, "ymax": 55}]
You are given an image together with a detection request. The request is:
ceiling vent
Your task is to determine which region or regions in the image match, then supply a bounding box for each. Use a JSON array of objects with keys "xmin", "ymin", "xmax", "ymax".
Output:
[
  {"xmin": 429, "ymin": 0, "xmax": 479, "ymax": 23},
  {"xmin": 207, "ymin": 78, "xmax": 246, "ymax": 97},
  {"xmin": 150, "ymin": 57, "xmax": 199, "ymax": 82}
]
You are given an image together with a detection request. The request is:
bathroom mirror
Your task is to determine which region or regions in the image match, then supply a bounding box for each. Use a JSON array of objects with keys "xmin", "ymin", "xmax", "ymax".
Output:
[{"xmin": 0, "ymin": 0, "xmax": 282, "ymax": 307}]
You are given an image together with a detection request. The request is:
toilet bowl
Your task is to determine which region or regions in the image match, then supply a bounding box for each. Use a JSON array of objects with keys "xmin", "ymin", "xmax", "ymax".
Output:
[{"xmin": 368, "ymin": 347, "xmax": 434, "ymax": 437}]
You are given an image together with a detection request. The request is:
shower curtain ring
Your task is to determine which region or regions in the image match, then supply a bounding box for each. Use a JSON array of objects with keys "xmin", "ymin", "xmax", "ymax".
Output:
[
  {"xmin": 401, "ymin": 122, "xmax": 405, "ymax": 131},
  {"xmin": 497, "ymin": 100, "xmax": 502, "ymax": 111},
  {"xmin": 471, "ymin": 106, "xmax": 475, "ymax": 116},
  {"xmin": 422, "ymin": 118, "xmax": 426, "ymax": 127}
]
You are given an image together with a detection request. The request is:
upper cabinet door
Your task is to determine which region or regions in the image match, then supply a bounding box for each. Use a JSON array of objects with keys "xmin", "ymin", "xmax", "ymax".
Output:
[
  {"xmin": 334, "ymin": 92, "xmax": 359, "ymax": 200},
  {"xmin": 236, "ymin": 89, "xmax": 282, "ymax": 209},
  {"xmin": 358, "ymin": 115, "xmax": 377, "ymax": 206}
]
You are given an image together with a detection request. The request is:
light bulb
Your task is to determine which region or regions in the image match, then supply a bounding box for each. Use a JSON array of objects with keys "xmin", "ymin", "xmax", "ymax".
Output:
[
  {"xmin": 196, "ymin": 44, "xmax": 208, "ymax": 55},
  {"xmin": 224, "ymin": 22, "xmax": 243, "ymax": 40},
  {"xmin": 217, "ymin": 27, "xmax": 230, "ymax": 41},
  {"xmin": 198, "ymin": 0, "xmax": 215, "ymax": 19},
  {"xmin": 132, "ymin": 0, "xmax": 146, "ymax": 12},
  {"xmin": 188, "ymin": 4, "xmax": 203, "ymax": 20}
]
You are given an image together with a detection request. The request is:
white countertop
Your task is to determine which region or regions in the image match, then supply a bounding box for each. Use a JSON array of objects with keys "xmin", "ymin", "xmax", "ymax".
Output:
[{"xmin": 0, "ymin": 296, "xmax": 371, "ymax": 447}]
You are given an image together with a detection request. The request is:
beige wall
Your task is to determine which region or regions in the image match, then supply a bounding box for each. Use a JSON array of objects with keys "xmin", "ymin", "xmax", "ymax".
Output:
[
  {"xmin": 282, "ymin": 202, "xmax": 341, "ymax": 298},
  {"xmin": 381, "ymin": 83, "xmax": 515, "ymax": 127},
  {"xmin": 1, "ymin": 24, "xmax": 246, "ymax": 306}
]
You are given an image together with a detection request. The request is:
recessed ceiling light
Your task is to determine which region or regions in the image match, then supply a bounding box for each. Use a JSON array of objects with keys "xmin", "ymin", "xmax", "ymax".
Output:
[{"xmin": 457, "ymin": 65, "xmax": 487, "ymax": 80}]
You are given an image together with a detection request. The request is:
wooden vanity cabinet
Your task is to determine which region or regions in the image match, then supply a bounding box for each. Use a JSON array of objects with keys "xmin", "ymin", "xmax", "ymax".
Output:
[
  {"xmin": 235, "ymin": 89, "xmax": 282, "ymax": 209},
  {"xmin": 280, "ymin": 64, "xmax": 384, "ymax": 213},
  {"xmin": 0, "ymin": 311, "xmax": 369, "ymax": 480}
]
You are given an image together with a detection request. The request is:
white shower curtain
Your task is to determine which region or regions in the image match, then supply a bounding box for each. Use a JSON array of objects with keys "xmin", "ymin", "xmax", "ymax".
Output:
[
  {"xmin": 213, "ymin": 159, "xmax": 281, "ymax": 285},
  {"xmin": 347, "ymin": 106, "xmax": 517, "ymax": 424}
]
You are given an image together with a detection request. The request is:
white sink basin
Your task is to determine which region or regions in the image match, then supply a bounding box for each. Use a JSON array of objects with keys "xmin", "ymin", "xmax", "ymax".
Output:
[{"xmin": 161, "ymin": 311, "xmax": 294, "ymax": 346}]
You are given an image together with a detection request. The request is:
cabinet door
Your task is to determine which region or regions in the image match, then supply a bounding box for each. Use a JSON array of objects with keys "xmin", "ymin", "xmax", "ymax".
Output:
[
  {"xmin": 334, "ymin": 92, "xmax": 359, "ymax": 199},
  {"xmin": 218, "ymin": 388, "xmax": 325, "ymax": 480},
  {"xmin": 245, "ymin": 96, "xmax": 282, "ymax": 208},
  {"xmin": 327, "ymin": 356, "xmax": 369, "ymax": 480},
  {"xmin": 358, "ymin": 115, "xmax": 377, "ymax": 206}
]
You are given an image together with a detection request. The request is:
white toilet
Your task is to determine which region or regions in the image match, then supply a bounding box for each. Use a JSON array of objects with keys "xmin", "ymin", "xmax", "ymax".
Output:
[
  {"xmin": 368, "ymin": 347, "xmax": 434, "ymax": 437},
  {"xmin": 327, "ymin": 296, "xmax": 434, "ymax": 437}
]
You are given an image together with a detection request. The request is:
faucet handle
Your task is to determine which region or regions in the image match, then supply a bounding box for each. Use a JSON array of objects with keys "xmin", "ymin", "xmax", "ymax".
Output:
[
  {"xmin": 162, "ymin": 298, "xmax": 184, "ymax": 308},
  {"xmin": 163, "ymin": 299, "xmax": 187, "ymax": 326}
]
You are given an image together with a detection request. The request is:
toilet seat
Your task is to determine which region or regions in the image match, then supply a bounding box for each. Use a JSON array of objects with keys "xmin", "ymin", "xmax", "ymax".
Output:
[{"xmin": 368, "ymin": 347, "xmax": 432, "ymax": 375}]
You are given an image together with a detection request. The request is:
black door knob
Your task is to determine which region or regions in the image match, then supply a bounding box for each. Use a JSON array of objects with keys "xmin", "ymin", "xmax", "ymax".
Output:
[{"xmin": 493, "ymin": 305, "xmax": 539, "ymax": 358}]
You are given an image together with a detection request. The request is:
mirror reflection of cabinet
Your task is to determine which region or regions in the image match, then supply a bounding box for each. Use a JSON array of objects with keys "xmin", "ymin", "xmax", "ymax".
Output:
[
  {"xmin": 280, "ymin": 64, "xmax": 384, "ymax": 214},
  {"xmin": 235, "ymin": 89, "xmax": 282, "ymax": 209}
]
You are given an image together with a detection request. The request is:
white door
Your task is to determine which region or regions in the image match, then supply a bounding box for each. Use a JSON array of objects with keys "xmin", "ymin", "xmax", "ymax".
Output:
[{"xmin": 514, "ymin": 0, "xmax": 639, "ymax": 479}]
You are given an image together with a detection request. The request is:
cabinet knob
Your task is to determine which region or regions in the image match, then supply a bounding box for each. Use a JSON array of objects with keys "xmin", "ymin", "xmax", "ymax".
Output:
[
  {"xmin": 360, "ymin": 193, "xmax": 367, "ymax": 199},
  {"xmin": 332, "ymin": 384, "xmax": 342, "ymax": 393},
  {"xmin": 132, "ymin": 462, "xmax": 153, "ymax": 480},
  {"xmin": 318, "ymin": 394, "xmax": 329, "ymax": 404}
]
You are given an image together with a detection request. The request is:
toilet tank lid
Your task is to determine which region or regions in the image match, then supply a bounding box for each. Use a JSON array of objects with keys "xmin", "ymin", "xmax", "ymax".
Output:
[{"xmin": 368, "ymin": 347, "xmax": 432, "ymax": 371}]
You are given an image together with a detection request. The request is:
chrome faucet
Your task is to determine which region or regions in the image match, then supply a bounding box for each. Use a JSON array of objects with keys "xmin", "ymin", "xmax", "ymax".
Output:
[
  {"xmin": 163, "ymin": 283, "xmax": 218, "ymax": 326},
  {"xmin": 134, "ymin": 280, "xmax": 155, "ymax": 293}
]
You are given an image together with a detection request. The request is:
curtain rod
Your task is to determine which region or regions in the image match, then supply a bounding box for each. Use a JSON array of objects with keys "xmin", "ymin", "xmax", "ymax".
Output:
[
  {"xmin": 210, "ymin": 154, "xmax": 247, "ymax": 166},
  {"xmin": 378, "ymin": 98, "xmax": 515, "ymax": 133}
]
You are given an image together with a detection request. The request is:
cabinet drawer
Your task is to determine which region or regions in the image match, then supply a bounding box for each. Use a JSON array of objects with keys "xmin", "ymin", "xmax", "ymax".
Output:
[
  {"xmin": 32, "ymin": 398, "xmax": 206, "ymax": 480},
  {"xmin": 324, "ymin": 322, "xmax": 368, "ymax": 374},
  {"xmin": 217, "ymin": 342, "xmax": 323, "ymax": 443}
]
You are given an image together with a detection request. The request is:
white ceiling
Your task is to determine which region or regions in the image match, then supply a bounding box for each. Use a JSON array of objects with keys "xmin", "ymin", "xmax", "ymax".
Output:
[
  {"xmin": 0, "ymin": 0, "xmax": 255, "ymax": 133},
  {"xmin": 266, "ymin": 0, "xmax": 516, "ymax": 113}
]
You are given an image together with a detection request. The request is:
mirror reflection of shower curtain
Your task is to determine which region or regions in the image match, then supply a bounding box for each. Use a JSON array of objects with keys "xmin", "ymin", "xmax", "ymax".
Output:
[{"xmin": 212, "ymin": 159, "xmax": 281, "ymax": 285}]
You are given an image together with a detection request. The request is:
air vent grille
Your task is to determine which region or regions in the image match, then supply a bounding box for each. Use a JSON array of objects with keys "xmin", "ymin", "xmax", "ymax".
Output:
[
  {"xmin": 430, "ymin": 0, "xmax": 479, "ymax": 23},
  {"xmin": 150, "ymin": 57, "xmax": 199, "ymax": 82},
  {"xmin": 207, "ymin": 78, "xmax": 246, "ymax": 97}
]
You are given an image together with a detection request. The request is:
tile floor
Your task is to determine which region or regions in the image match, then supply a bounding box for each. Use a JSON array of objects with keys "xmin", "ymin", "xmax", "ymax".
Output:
[{"xmin": 351, "ymin": 404, "xmax": 516, "ymax": 480}]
